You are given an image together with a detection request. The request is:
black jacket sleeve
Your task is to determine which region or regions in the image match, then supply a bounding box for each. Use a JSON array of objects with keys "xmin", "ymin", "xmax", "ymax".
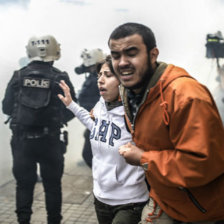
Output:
[{"xmin": 2, "ymin": 71, "xmax": 19, "ymax": 116}]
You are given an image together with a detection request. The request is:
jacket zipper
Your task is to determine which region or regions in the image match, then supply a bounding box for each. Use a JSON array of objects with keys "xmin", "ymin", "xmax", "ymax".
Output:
[{"xmin": 179, "ymin": 187, "xmax": 207, "ymax": 213}]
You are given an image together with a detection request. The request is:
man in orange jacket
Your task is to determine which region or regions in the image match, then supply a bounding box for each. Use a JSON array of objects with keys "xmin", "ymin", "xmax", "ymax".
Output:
[{"xmin": 108, "ymin": 22, "xmax": 224, "ymax": 224}]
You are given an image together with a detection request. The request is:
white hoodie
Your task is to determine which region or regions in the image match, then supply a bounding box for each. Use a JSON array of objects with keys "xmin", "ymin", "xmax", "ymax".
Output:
[{"xmin": 67, "ymin": 97, "xmax": 148, "ymax": 205}]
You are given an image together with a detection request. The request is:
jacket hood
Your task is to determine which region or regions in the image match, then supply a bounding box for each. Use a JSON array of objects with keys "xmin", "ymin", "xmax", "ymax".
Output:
[
  {"xmin": 146, "ymin": 63, "xmax": 192, "ymax": 104},
  {"xmin": 144, "ymin": 63, "xmax": 193, "ymax": 125}
]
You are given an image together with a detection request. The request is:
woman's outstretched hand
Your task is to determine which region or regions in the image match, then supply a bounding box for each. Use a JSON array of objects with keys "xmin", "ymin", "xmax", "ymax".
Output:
[{"xmin": 58, "ymin": 80, "xmax": 73, "ymax": 107}]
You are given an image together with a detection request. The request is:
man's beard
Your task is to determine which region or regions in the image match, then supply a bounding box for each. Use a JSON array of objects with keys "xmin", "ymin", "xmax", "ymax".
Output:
[{"xmin": 126, "ymin": 60, "xmax": 154, "ymax": 91}]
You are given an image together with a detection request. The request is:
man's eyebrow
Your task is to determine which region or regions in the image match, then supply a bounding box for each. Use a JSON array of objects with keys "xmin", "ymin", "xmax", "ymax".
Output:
[
  {"xmin": 124, "ymin": 46, "xmax": 138, "ymax": 52},
  {"xmin": 111, "ymin": 50, "xmax": 119, "ymax": 54},
  {"xmin": 111, "ymin": 46, "xmax": 138, "ymax": 54}
]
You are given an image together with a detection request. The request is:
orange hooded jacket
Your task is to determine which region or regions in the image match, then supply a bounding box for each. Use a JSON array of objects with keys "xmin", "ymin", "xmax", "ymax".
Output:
[{"xmin": 120, "ymin": 62, "xmax": 224, "ymax": 222}]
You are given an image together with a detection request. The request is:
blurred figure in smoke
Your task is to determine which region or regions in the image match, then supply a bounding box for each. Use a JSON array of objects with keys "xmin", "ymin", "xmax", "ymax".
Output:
[
  {"xmin": 18, "ymin": 56, "xmax": 29, "ymax": 68},
  {"xmin": 205, "ymin": 31, "xmax": 224, "ymax": 124},
  {"xmin": 75, "ymin": 48, "xmax": 106, "ymax": 168},
  {"xmin": 213, "ymin": 65, "xmax": 224, "ymax": 125}
]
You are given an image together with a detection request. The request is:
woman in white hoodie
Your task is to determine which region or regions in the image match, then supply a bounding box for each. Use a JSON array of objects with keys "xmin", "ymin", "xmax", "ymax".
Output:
[{"xmin": 58, "ymin": 56, "xmax": 148, "ymax": 224}]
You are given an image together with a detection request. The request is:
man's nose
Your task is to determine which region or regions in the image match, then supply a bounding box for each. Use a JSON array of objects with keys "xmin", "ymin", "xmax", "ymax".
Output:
[{"xmin": 118, "ymin": 55, "xmax": 129, "ymax": 67}]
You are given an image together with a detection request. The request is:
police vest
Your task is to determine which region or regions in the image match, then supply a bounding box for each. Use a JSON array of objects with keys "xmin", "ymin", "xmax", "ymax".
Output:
[{"xmin": 15, "ymin": 68, "xmax": 63, "ymax": 127}]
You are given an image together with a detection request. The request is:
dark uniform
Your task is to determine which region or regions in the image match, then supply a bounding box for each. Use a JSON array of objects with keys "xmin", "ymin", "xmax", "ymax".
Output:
[
  {"xmin": 78, "ymin": 71, "xmax": 100, "ymax": 168},
  {"xmin": 2, "ymin": 61, "xmax": 76, "ymax": 224}
]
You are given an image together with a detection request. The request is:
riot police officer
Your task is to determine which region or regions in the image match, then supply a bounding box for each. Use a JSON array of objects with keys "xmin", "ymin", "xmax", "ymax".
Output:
[
  {"xmin": 2, "ymin": 35, "xmax": 76, "ymax": 224},
  {"xmin": 75, "ymin": 48, "xmax": 105, "ymax": 168}
]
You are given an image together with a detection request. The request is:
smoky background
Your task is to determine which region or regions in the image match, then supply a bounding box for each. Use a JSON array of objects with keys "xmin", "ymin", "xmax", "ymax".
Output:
[{"xmin": 0, "ymin": 0, "xmax": 223, "ymax": 185}]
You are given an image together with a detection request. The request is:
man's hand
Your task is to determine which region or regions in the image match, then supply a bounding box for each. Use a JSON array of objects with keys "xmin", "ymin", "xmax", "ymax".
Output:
[
  {"xmin": 58, "ymin": 80, "xmax": 72, "ymax": 106},
  {"xmin": 119, "ymin": 142, "xmax": 144, "ymax": 166}
]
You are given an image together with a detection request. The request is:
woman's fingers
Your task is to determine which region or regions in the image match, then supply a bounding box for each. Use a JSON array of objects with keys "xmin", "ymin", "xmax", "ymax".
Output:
[
  {"xmin": 58, "ymin": 80, "xmax": 72, "ymax": 106},
  {"xmin": 58, "ymin": 94, "xmax": 64, "ymax": 100},
  {"xmin": 59, "ymin": 80, "xmax": 70, "ymax": 95}
]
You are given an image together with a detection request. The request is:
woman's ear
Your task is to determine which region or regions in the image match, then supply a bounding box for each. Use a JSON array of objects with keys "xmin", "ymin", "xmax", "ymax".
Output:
[{"xmin": 149, "ymin": 47, "xmax": 159, "ymax": 64}]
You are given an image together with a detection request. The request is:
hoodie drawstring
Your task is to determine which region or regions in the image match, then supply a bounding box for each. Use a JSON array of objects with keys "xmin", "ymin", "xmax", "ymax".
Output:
[
  {"xmin": 159, "ymin": 80, "xmax": 170, "ymax": 126},
  {"xmin": 146, "ymin": 200, "xmax": 163, "ymax": 223}
]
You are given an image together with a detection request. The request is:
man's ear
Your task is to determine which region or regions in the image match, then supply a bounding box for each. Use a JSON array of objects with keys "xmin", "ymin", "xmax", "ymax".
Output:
[{"xmin": 149, "ymin": 47, "xmax": 159, "ymax": 64}]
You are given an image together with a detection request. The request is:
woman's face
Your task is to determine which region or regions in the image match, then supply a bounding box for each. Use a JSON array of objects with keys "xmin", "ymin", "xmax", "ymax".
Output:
[{"xmin": 97, "ymin": 63, "xmax": 120, "ymax": 102}]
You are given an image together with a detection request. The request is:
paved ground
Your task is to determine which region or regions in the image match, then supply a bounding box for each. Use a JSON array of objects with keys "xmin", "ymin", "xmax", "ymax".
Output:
[{"xmin": 0, "ymin": 161, "xmax": 98, "ymax": 224}]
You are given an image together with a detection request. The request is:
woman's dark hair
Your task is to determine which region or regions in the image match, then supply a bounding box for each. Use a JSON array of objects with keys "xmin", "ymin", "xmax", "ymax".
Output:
[
  {"xmin": 96, "ymin": 55, "xmax": 115, "ymax": 74},
  {"xmin": 108, "ymin": 22, "xmax": 156, "ymax": 52}
]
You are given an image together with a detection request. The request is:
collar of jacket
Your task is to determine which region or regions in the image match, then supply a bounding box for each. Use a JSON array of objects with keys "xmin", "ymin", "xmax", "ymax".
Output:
[
  {"xmin": 27, "ymin": 61, "xmax": 53, "ymax": 68},
  {"xmin": 120, "ymin": 62, "xmax": 194, "ymax": 129},
  {"xmin": 119, "ymin": 62, "xmax": 168, "ymax": 124}
]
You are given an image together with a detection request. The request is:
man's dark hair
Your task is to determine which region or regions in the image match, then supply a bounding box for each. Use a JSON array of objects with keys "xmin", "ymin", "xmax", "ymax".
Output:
[{"xmin": 108, "ymin": 22, "xmax": 156, "ymax": 52}]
